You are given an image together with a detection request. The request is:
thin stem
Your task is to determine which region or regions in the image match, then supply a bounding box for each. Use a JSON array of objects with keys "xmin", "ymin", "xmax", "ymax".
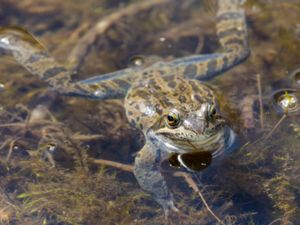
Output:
[
  {"xmin": 264, "ymin": 114, "xmax": 287, "ymax": 139},
  {"xmin": 256, "ymin": 73, "xmax": 264, "ymax": 128},
  {"xmin": 174, "ymin": 172, "xmax": 225, "ymax": 225}
]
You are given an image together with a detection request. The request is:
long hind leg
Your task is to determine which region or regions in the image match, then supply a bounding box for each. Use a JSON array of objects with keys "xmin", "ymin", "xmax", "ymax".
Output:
[
  {"xmin": 0, "ymin": 27, "xmax": 136, "ymax": 99},
  {"xmin": 168, "ymin": 0, "xmax": 249, "ymax": 80}
]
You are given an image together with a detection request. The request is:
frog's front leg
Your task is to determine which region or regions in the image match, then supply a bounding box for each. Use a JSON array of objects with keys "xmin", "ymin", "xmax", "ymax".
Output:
[{"xmin": 134, "ymin": 142, "xmax": 178, "ymax": 215}]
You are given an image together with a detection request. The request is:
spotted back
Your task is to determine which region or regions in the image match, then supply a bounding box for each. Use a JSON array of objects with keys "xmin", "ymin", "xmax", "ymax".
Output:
[{"xmin": 125, "ymin": 70, "xmax": 217, "ymax": 131}]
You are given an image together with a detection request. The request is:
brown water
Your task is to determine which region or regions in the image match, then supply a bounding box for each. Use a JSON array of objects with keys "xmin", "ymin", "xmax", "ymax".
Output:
[{"xmin": 0, "ymin": 0, "xmax": 299, "ymax": 224}]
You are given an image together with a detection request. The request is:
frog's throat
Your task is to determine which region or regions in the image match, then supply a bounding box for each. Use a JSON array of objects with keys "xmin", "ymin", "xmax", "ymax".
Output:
[
  {"xmin": 212, "ymin": 127, "xmax": 236, "ymax": 158},
  {"xmin": 146, "ymin": 125, "xmax": 235, "ymax": 157}
]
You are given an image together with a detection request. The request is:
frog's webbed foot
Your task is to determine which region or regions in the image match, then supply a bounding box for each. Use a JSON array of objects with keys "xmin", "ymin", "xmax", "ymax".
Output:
[
  {"xmin": 159, "ymin": 198, "xmax": 179, "ymax": 217},
  {"xmin": 134, "ymin": 143, "xmax": 178, "ymax": 215},
  {"xmin": 0, "ymin": 27, "xmax": 137, "ymax": 100}
]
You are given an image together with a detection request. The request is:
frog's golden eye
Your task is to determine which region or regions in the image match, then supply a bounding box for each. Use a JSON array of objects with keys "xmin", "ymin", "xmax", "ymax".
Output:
[{"xmin": 166, "ymin": 112, "xmax": 180, "ymax": 127}]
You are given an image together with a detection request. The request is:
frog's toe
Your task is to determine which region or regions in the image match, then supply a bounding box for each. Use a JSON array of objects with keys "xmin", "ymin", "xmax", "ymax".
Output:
[{"xmin": 159, "ymin": 198, "xmax": 179, "ymax": 217}]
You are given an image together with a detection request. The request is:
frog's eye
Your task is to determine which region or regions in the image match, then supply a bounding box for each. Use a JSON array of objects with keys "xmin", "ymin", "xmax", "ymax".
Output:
[
  {"xmin": 207, "ymin": 105, "xmax": 217, "ymax": 118},
  {"xmin": 165, "ymin": 112, "xmax": 180, "ymax": 127}
]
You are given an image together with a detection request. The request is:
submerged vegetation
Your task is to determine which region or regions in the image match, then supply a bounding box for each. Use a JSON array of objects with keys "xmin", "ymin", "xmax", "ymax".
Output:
[{"xmin": 0, "ymin": 0, "xmax": 299, "ymax": 224}]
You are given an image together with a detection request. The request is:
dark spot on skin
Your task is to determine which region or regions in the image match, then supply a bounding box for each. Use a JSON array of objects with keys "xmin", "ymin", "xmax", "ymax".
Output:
[
  {"xmin": 222, "ymin": 56, "xmax": 228, "ymax": 70},
  {"xmin": 162, "ymin": 74, "xmax": 175, "ymax": 82},
  {"xmin": 178, "ymin": 83, "xmax": 186, "ymax": 92},
  {"xmin": 158, "ymin": 70, "xmax": 165, "ymax": 75},
  {"xmin": 98, "ymin": 83, "xmax": 111, "ymax": 92},
  {"xmin": 135, "ymin": 90, "xmax": 149, "ymax": 99},
  {"xmin": 189, "ymin": 81, "xmax": 200, "ymax": 93},
  {"xmin": 127, "ymin": 111, "xmax": 133, "ymax": 116},
  {"xmin": 73, "ymin": 84, "xmax": 89, "ymax": 94},
  {"xmin": 178, "ymin": 95, "xmax": 187, "ymax": 103},
  {"xmin": 218, "ymin": 28, "xmax": 245, "ymax": 40},
  {"xmin": 194, "ymin": 94, "xmax": 202, "ymax": 102},
  {"xmin": 206, "ymin": 91, "xmax": 214, "ymax": 99},
  {"xmin": 168, "ymin": 81, "xmax": 176, "ymax": 88},
  {"xmin": 136, "ymin": 117, "xmax": 140, "ymax": 122},
  {"xmin": 113, "ymin": 79, "xmax": 130, "ymax": 90},
  {"xmin": 183, "ymin": 64, "xmax": 197, "ymax": 79},
  {"xmin": 88, "ymin": 84, "xmax": 100, "ymax": 91},
  {"xmin": 155, "ymin": 104, "xmax": 163, "ymax": 115},
  {"xmin": 139, "ymin": 124, "xmax": 143, "ymax": 130},
  {"xmin": 43, "ymin": 66, "xmax": 67, "ymax": 80},
  {"xmin": 224, "ymin": 38, "xmax": 245, "ymax": 48},
  {"xmin": 162, "ymin": 96, "xmax": 174, "ymax": 107},
  {"xmin": 135, "ymin": 105, "xmax": 140, "ymax": 111},
  {"xmin": 148, "ymin": 79, "xmax": 161, "ymax": 90}
]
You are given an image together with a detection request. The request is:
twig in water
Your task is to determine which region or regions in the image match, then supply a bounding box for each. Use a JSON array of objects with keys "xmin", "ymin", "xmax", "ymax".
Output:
[
  {"xmin": 5, "ymin": 138, "xmax": 19, "ymax": 163},
  {"xmin": 264, "ymin": 114, "xmax": 287, "ymax": 139},
  {"xmin": 92, "ymin": 158, "xmax": 133, "ymax": 172},
  {"xmin": 256, "ymin": 73, "xmax": 264, "ymax": 128},
  {"xmin": 268, "ymin": 218, "xmax": 282, "ymax": 225},
  {"xmin": 173, "ymin": 172, "xmax": 225, "ymax": 225}
]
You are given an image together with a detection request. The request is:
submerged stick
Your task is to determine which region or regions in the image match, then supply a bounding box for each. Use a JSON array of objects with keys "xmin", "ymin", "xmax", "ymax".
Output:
[
  {"xmin": 256, "ymin": 73, "xmax": 264, "ymax": 129},
  {"xmin": 92, "ymin": 158, "xmax": 133, "ymax": 172},
  {"xmin": 264, "ymin": 114, "xmax": 287, "ymax": 139},
  {"xmin": 174, "ymin": 172, "xmax": 225, "ymax": 225}
]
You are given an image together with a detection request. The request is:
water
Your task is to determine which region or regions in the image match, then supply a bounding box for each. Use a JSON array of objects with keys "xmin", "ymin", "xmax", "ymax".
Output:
[{"xmin": 0, "ymin": 0, "xmax": 299, "ymax": 224}]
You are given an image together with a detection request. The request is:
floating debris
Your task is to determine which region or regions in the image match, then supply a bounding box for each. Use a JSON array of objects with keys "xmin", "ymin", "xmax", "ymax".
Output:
[
  {"xmin": 271, "ymin": 89, "xmax": 300, "ymax": 115},
  {"xmin": 169, "ymin": 151, "xmax": 212, "ymax": 172},
  {"xmin": 128, "ymin": 55, "xmax": 145, "ymax": 67}
]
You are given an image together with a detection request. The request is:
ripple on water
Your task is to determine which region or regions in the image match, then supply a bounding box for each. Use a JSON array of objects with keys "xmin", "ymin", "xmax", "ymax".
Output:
[{"xmin": 289, "ymin": 68, "xmax": 300, "ymax": 87}]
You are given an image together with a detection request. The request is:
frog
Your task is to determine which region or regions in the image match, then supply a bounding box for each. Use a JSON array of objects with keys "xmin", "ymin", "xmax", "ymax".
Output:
[{"xmin": 0, "ymin": 0, "xmax": 249, "ymax": 215}]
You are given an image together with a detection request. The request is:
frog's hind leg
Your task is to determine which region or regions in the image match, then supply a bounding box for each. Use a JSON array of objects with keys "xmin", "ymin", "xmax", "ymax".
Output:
[
  {"xmin": 169, "ymin": 0, "xmax": 249, "ymax": 80},
  {"xmin": 0, "ymin": 27, "xmax": 134, "ymax": 99},
  {"xmin": 0, "ymin": 27, "xmax": 73, "ymax": 86}
]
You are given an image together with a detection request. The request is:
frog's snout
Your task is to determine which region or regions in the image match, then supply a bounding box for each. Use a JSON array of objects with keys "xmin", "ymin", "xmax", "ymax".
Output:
[{"xmin": 183, "ymin": 118, "xmax": 208, "ymax": 135}]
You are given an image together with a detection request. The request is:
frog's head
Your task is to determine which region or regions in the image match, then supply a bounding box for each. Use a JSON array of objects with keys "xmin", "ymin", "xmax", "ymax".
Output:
[{"xmin": 149, "ymin": 101, "xmax": 229, "ymax": 155}]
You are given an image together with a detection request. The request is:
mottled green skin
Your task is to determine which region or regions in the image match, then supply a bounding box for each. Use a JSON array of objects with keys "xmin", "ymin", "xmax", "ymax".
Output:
[{"xmin": 0, "ymin": 0, "xmax": 249, "ymax": 214}]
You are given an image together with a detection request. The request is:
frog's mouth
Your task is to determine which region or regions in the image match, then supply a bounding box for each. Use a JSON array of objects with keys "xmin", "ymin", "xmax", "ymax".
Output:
[
  {"xmin": 153, "ymin": 123, "xmax": 228, "ymax": 154},
  {"xmin": 167, "ymin": 128, "xmax": 236, "ymax": 172}
]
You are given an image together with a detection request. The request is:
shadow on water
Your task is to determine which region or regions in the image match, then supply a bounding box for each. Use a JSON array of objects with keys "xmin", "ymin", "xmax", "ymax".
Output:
[{"xmin": 0, "ymin": 0, "xmax": 299, "ymax": 224}]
